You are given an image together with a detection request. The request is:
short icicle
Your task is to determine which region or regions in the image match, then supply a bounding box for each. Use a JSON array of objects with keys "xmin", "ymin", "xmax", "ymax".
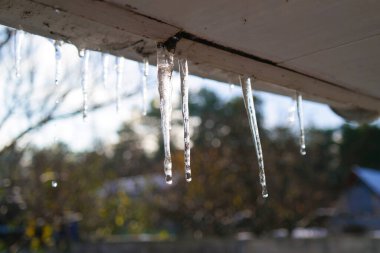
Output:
[
  {"xmin": 102, "ymin": 54, "xmax": 109, "ymax": 88},
  {"xmin": 287, "ymin": 95, "xmax": 297, "ymax": 125},
  {"xmin": 157, "ymin": 45, "xmax": 175, "ymax": 184},
  {"xmin": 179, "ymin": 58, "xmax": 191, "ymax": 182},
  {"xmin": 296, "ymin": 92, "xmax": 306, "ymax": 155},
  {"xmin": 14, "ymin": 30, "xmax": 24, "ymax": 78},
  {"xmin": 141, "ymin": 57, "xmax": 149, "ymax": 115},
  {"xmin": 80, "ymin": 49, "xmax": 89, "ymax": 120},
  {"xmin": 240, "ymin": 76, "xmax": 268, "ymax": 198},
  {"xmin": 116, "ymin": 57, "xmax": 124, "ymax": 112},
  {"xmin": 54, "ymin": 40, "xmax": 62, "ymax": 86}
]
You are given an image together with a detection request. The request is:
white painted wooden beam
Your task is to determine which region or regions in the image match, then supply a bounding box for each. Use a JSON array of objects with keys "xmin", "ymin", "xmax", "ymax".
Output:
[{"xmin": 0, "ymin": 0, "xmax": 379, "ymax": 114}]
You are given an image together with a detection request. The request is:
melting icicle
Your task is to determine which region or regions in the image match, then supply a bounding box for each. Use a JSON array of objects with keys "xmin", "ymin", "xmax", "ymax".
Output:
[
  {"xmin": 54, "ymin": 40, "xmax": 62, "ymax": 86},
  {"xmin": 102, "ymin": 54, "xmax": 109, "ymax": 88},
  {"xmin": 287, "ymin": 95, "xmax": 297, "ymax": 125},
  {"xmin": 14, "ymin": 30, "xmax": 24, "ymax": 78},
  {"xmin": 296, "ymin": 92, "xmax": 306, "ymax": 155},
  {"xmin": 115, "ymin": 57, "xmax": 124, "ymax": 112},
  {"xmin": 157, "ymin": 45, "xmax": 174, "ymax": 184},
  {"xmin": 141, "ymin": 57, "xmax": 149, "ymax": 115},
  {"xmin": 179, "ymin": 58, "xmax": 191, "ymax": 182},
  {"xmin": 80, "ymin": 49, "xmax": 89, "ymax": 120},
  {"xmin": 240, "ymin": 76, "xmax": 268, "ymax": 198}
]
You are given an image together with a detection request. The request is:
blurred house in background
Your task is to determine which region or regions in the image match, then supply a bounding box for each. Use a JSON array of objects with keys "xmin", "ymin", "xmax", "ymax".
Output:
[{"xmin": 332, "ymin": 167, "xmax": 380, "ymax": 233}]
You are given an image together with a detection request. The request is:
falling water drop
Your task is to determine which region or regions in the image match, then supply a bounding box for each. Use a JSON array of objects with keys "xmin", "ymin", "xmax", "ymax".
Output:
[
  {"xmin": 102, "ymin": 54, "xmax": 109, "ymax": 88},
  {"xmin": 51, "ymin": 180, "xmax": 58, "ymax": 188},
  {"xmin": 240, "ymin": 76, "xmax": 268, "ymax": 198},
  {"xmin": 115, "ymin": 57, "xmax": 124, "ymax": 112},
  {"xmin": 141, "ymin": 57, "xmax": 149, "ymax": 116},
  {"xmin": 54, "ymin": 40, "xmax": 62, "ymax": 86},
  {"xmin": 80, "ymin": 49, "xmax": 89, "ymax": 120},
  {"xmin": 296, "ymin": 92, "xmax": 306, "ymax": 155},
  {"xmin": 14, "ymin": 30, "xmax": 24, "ymax": 78},
  {"xmin": 157, "ymin": 45, "xmax": 174, "ymax": 184},
  {"xmin": 179, "ymin": 58, "xmax": 191, "ymax": 182}
]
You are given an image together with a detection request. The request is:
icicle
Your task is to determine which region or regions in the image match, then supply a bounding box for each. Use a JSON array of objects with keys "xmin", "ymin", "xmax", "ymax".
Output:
[
  {"xmin": 115, "ymin": 57, "xmax": 124, "ymax": 112},
  {"xmin": 14, "ymin": 30, "xmax": 24, "ymax": 78},
  {"xmin": 179, "ymin": 58, "xmax": 191, "ymax": 182},
  {"xmin": 102, "ymin": 54, "xmax": 109, "ymax": 88},
  {"xmin": 157, "ymin": 45, "xmax": 174, "ymax": 184},
  {"xmin": 240, "ymin": 76, "xmax": 268, "ymax": 198},
  {"xmin": 296, "ymin": 92, "xmax": 306, "ymax": 155},
  {"xmin": 54, "ymin": 40, "xmax": 62, "ymax": 86},
  {"xmin": 287, "ymin": 95, "xmax": 297, "ymax": 125},
  {"xmin": 141, "ymin": 57, "xmax": 149, "ymax": 115},
  {"xmin": 80, "ymin": 49, "xmax": 89, "ymax": 120}
]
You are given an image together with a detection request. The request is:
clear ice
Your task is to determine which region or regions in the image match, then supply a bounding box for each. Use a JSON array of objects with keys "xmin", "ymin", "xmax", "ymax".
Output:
[
  {"xmin": 141, "ymin": 57, "xmax": 149, "ymax": 115},
  {"xmin": 179, "ymin": 58, "xmax": 191, "ymax": 182},
  {"xmin": 296, "ymin": 92, "xmax": 306, "ymax": 155},
  {"xmin": 14, "ymin": 30, "xmax": 24, "ymax": 78},
  {"xmin": 116, "ymin": 57, "xmax": 124, "ymax": 112},
  {"xmin": 157, "ymin": 45, "xmax": 174, "ymax": 184},
  {"xmin": 287, "ymin": 95, "xmax": 296, "ymax": 125},
  {"xmin": 102, "ymin": 54, "xmax": 109, "ymax": 88},
  {"xmin": 80, "ymin": 49, "xmax": 89, "ymax": 120},
  {"xmin": 54, "ymin": 40, "xmax": 62, "ymax": 86},
  {"xmin": 240, "ymin": 76, "xmax": 268, "ymax": 198}
]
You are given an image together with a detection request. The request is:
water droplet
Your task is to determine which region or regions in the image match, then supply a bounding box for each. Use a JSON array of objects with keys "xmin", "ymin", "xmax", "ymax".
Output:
[
  {"xmin": 51, "ymin": 181, "xmax": 58, "ymax": 188},
  {"xmin": 240, "ymin": 76, "xmax": 268, "ymax": 198}
]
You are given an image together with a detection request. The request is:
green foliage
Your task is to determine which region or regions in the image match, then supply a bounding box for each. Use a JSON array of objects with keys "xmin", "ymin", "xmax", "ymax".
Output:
[{"xmin": 1, "ymin": 88, "xmax": 380, "ymax": 242}]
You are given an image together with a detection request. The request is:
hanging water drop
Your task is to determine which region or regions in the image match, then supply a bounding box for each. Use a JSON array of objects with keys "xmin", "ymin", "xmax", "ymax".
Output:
[
  {"xmin": 240, "ymin": 76, "xmax": 268, "ymax": 198},
  {"xmin": 54, "ymin": 40, "xmax": 62, "ymax": 86},
  {"xmin": 157, "ymin": 45, "xmax": 174, "ymax": 184},
  {"xmin": 80, "ymin": 50, "xmax": 89, "ymax": 120},
  {"xmin": 179, "ymin": 58, "xmax": 191, "ymax": 182},
  {"xmin": 14, "ymin": 30, "xmax": 24, "ymax": 78},
  {"xmin": 296, "ymin": 92, "xmax": 306, "ymax": 155},
  {"xmin": 102, "ymin": 54, "xmax": 109, "ymax": 88},
  {"xmin": 116, "ymin": 57, "xmax": 124, "ymax": 112},
  {"xmin": 141, "ymin": 57, "xmax": 149, "ymax": 115}
]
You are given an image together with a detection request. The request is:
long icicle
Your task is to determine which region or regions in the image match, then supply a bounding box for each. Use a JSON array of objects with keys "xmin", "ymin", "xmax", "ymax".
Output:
[
  {"xmin": 80, "ymin": 49, "xmax": 89, "ymax": 120},
  {"xmin": 157, "ymin": 45, "xmax": 174, "ymax": 184},
  {"xmin": 179, "ymin": 58, "xmax": 191, "ymax": 182},
  {"xmin": 116, "ymin": 57, "xmax": 124, "ymax": 112},
  {"xmin": 54, "ymin": 40, "xmax": 62, "ymax": 86},
  {"xmin": 14, "ymin": 30, "xmax": 24, "ymax": 78},
  {"xmin": 102, "ymin": 54, "xmax": 109, "ymax": 88},
  {"xmin": 240, "ymin": 76, "xmax": 268, "ymax": 198},
  {"xmin": 296, "ymin": 92, "xmax": 306, "ymax": 155},
  {"xmin": 141, "ymin": 57, "xmax": 149, "ymax": 115}
]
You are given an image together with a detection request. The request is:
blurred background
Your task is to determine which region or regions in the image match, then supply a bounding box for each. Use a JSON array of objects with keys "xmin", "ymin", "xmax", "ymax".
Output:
[{"xmin": 0, "ymin": 25, "xmax": 380, "ymax": 253}]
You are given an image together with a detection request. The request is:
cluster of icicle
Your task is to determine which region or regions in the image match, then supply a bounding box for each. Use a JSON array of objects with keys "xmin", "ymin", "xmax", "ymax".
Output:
[
  {"xmin": 13, "ymin": 29, "xmax": 308, "ymax": 198},
  {"xmin": 156, "ymin": 45, "xmax": 192, "ymax": 184}
]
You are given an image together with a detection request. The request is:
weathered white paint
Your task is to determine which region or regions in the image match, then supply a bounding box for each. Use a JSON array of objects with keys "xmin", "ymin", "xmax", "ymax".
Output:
[{"xmin": 0, "ymin": 0, "xmax": 379, "ymax": 113}]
